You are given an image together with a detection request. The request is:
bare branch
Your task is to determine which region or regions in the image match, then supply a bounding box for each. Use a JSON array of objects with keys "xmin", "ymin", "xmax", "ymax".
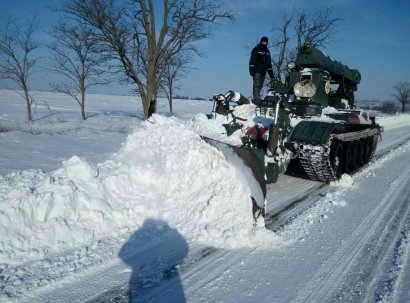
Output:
[
  {"xmin": 61, "ymin": 0, "xmax": 233, "ymax": 119},
  {"xmin": 296, "ymin": 8, "xmax": 341, "ymax": 49},
  {"xmin": 392, "ymin": 82, "xmax": 410, "ymax": 113},
  {"xmin": 48, "ymin": 20, "xmax": 109, "ymax": 120},
  {"xmin": 266, "ymin": 8, "xmax": 341, "ymax": 86},
  {"xmin": 0, "ymin": 16, "xmax": 40, "ymax": 122},
  {"xmin": 159, "ymin": 52, "xmax": 193, "ymax": 114},
  {"xmin": 51, "ymin": 82, "xmax": 82, "ymax": 106},
  {"xmin": 270, "ymin": 12, "xmax": 293, "ymax": 82}
]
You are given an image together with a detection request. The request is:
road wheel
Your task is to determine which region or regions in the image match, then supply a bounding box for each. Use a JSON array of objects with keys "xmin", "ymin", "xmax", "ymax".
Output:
[
  {"xmin": 330, "ymin": 142, "xmax": 344, "ymax": 178},
  {"xmin": 366, "ymin": 136, "xmax": 374, "ymax": 160},
  {"xmin": 345, "ymin": 142, "xmax": 354, "ymax": 173},
  {"xmin": 353, "ymin": 140, "xmax": 361, "ymax": 169},
  {"xmin": 361, "ymin": 138, "xmax": 368, "ymax": 164}
]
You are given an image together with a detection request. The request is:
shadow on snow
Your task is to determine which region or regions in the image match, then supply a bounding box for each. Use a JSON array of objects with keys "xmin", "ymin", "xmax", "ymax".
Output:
[{"xmin": 119, "ymin": 219, "xmax": 189, "ymax": 303}]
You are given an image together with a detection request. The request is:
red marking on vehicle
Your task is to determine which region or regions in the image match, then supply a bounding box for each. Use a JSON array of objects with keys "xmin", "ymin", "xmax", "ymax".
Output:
[
  {"xmin": 246, "ymin": 126, "xmax": 256, "ymax": 136},
  {"xmin": 348, "ymin": 117, "xmax": 361, "ymax": 124},
  {"xmin": 260, "ymin": 128, "xmax": 268, "ymax": 138}
]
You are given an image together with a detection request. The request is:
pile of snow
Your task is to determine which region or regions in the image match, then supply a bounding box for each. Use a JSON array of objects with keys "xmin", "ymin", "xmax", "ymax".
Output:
[
  {"xmin": 2, "ymin": 98, "xmax": 409, "ymax": 265},
  {"xmin": 0, "ymin": 114, "xmax": 275, "ymax": 264},
  {"xmin": 377, "ymin": 113, "xmax": 410, "ymax": 130},
  {"xmin": 329, "ymin": 173, "xmax": 354, "ymax": 188},
  {"xmin": 187, "ymin": 104, "xmax": 259, "ymax": 145}
]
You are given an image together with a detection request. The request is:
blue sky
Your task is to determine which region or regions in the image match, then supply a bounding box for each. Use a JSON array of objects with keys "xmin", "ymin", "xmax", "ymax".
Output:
[{"xmin": 0, "ymin": 0, "xmax": 409, "ymax": 101}]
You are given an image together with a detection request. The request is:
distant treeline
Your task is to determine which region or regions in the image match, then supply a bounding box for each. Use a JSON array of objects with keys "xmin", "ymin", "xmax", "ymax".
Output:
[
  {"xmin": 173, "ymin": 95, "xmax": 209, "ymax": 101},
  {"xmin": 359, "ymin": 100, "xmax": 407, "ymax": 114}
]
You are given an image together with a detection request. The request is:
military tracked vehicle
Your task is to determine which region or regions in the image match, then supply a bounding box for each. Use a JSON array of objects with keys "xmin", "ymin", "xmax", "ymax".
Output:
[{"xmin": 206, "ymin": 46, "xmax": 383, "ymax": 218}]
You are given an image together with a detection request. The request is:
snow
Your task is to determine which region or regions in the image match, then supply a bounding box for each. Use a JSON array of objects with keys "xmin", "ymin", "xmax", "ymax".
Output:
[
  {"xmin": 2, "ymin": 89, "xmax": 410, "ymax": 302},
  {"xmin": 329, "ymin": 173, "xmax": 354, "ymax": 188},
  {"xmin": 0, "ymin": 111, "xmax": 275, "ymax": 265},
  {"xmin": 377, "ymin": 113, "xmax": 410, "ymax": 129}
]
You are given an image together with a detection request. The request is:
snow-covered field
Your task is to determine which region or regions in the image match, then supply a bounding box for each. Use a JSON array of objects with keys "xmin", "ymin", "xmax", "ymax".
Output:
[{"xmin": 1, "ymin": 89, "xmax": 410, "ymax": 302}]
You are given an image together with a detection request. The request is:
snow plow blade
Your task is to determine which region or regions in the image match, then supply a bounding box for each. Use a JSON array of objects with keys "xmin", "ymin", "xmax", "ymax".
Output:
[{"xmin": 201, "ymin": 137, "xmax": 266, "ymax": 220}]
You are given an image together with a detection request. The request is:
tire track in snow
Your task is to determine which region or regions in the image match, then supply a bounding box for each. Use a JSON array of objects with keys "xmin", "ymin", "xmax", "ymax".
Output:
[
  {"xmin": 392, "ymin": 229, "xmax": 410, "ymax": 303},
  {"xmin": 17, "ymin": 233, "xmax": 200, "ymax": 303},
  {"xmin": 330, "ymin": 176, "xmax": 410, "ymax": 302},
  {"xmin": 78, "ymin": 248, "xmax": 254, "ymax": 303},
  {"xmin": 181, "ymin": 248, "xmax": 257, "ymax": 301},
  {"xmin": 293, "ymin": 145, "xmax": 410, "ymax": 303},
  {"xmin": 368, "ymin": 215, "xmax": 410, "ymax": 303}
]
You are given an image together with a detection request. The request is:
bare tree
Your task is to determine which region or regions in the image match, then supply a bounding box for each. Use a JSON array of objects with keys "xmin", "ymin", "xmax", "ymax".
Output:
[
  {"xmin": 267, "ymin": 8, "xmax": 340, "ymax": 84},
  {"xmin": 270, "ymin": 13, "xmax": 293, "ymax": 82},
  {"xmin": 380, "ymin": 101, "xmax": 398, "ymax": 115},
  {"xmin": 392, "ymin": 81, "xmax": 410, "ymax": 113},
  {"xmin": 296, "ymin": 8, "xmax": 341, "ymax": 49},
  {"xmin": 61, "ymin": 0, "xmax": 233, "ymax": 119},
  {"xmin": 49, "ymin": 21, "xmax": 106, "ymax": 120},
  {"xmin": 0, "ymin": 17, "xmax": 40, "ymax": 122},
  {"xmin": 160, "ymin": 53, "xmax": 191, "ymax": 115}
]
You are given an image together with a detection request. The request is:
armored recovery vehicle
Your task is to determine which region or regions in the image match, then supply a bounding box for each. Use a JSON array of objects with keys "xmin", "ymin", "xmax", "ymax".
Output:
[{"xmin": 206, "ymin": 46, "xmax": 383, "ymax": 218}]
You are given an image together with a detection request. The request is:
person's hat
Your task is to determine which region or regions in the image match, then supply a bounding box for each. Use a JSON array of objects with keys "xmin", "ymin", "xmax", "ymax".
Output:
[{"xmin": 261, "ymin": 36, "xmax": 268, "ymax": 43}]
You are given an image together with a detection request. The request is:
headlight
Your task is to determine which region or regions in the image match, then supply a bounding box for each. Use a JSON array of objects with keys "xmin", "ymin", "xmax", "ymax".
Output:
[
  {"xmin": 294, "ymin": 80, "xmax": 317, "ymax": 98},
  {"xmin": 287, "ymin": 61, "xmax": 295, "ymax": 69},
  {"xmin": 231, "ymin": 91, "xmax": 241, "ymax": 102}
]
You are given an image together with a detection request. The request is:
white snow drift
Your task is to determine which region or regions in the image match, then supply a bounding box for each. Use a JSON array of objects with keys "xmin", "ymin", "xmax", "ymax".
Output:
[
  {"xmin": 1, "ymin": 90, "xmax": 410, "ymax": 266},
  {"xmin": 0, "ymin": 114, "xmax": 274, "ymax": 264}
]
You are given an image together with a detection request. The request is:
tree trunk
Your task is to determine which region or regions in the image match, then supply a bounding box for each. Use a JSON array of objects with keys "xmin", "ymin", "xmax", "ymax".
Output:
[
  {"xmin": 80, "ymin": 83, "xmax": 86, "ymax": 120},
  {"xmin": 142, "ymin": 98, "xmax": 149, "ymax": 119},
  {"xmin": 22, "ymin": 83, "xmax": 32, "ymax": 123},
  {"xmin": 142, "ymin": 94, "xmax": 156, "ymax": 119},
  {"xmin": 81, "ymin": 94, "xmax": 86, "ymax": 120},
  {"xmin": 80, "ymin": 81, "xmax": 87, "ymax": 121},
  {"xmin": 148, "ymin": 98, "xmax": 157, "ymax": 118},
  {"xmin": 169, "ymin": 87, "xmax": 173, "ymax": 115},
  {"xmin": 145, "ymin": 72, "xmax": 157, "ymax": 119}
]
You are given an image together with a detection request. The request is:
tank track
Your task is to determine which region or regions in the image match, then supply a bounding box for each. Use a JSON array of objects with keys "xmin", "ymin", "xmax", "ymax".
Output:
[{"xmin": 298, "ymin": 128, "xmax": 381, "ymax": 182}]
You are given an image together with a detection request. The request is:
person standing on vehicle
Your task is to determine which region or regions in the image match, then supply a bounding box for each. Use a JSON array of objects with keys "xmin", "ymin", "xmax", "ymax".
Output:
[{"xmin": 249, "ymin": 36, "xmax": 274, "ymax": 102}]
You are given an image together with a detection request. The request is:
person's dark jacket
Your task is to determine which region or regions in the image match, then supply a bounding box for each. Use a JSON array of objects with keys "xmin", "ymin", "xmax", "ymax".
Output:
[{"xmin": 249, "ymin": 43, "xmax": 274, "ymax": 78}]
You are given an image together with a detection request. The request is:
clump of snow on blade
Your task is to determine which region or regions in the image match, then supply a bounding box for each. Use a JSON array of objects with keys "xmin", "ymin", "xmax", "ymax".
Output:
[
  {"xmin": 187, "ymin": 104, "xmax": 259, "ymax": 145},
  {"xmin": 187, "ymin": 106, "xmax": 268, "ymax": 208},
  {"xmin": 0, "ymin": 114, "xmax": 275, "ymax": 264},
  {"xmin": 187, "ymin": 112, "xmax": 242, "ymax": 145}
]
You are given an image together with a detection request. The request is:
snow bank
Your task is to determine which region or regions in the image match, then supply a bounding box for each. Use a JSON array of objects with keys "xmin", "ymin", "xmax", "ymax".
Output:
[
  {"xmin": 377, "ymin": 113, "xmax": 410, "ymax": 130},
  {"xmin": 0, "ymin": 114, "xmax": 274, "ymax": 264}
]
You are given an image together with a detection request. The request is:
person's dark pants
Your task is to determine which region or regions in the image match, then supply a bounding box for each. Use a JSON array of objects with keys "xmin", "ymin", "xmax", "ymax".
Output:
[{"xmin": 253, "ymin": 73, "xmax": 265, "ymax": 101}]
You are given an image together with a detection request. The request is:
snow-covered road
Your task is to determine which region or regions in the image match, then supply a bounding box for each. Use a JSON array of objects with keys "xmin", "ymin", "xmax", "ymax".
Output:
[
  {"xmin": 11, "ymin": 127, "xmax": 410, "ymax": 303},
  {"xmin": 2, "ymin": 90, "xmax": 410, "ymax": 303},
  {"xmin": 264, "ymin": 124, "xmax": 410, "ymax": 227}
]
